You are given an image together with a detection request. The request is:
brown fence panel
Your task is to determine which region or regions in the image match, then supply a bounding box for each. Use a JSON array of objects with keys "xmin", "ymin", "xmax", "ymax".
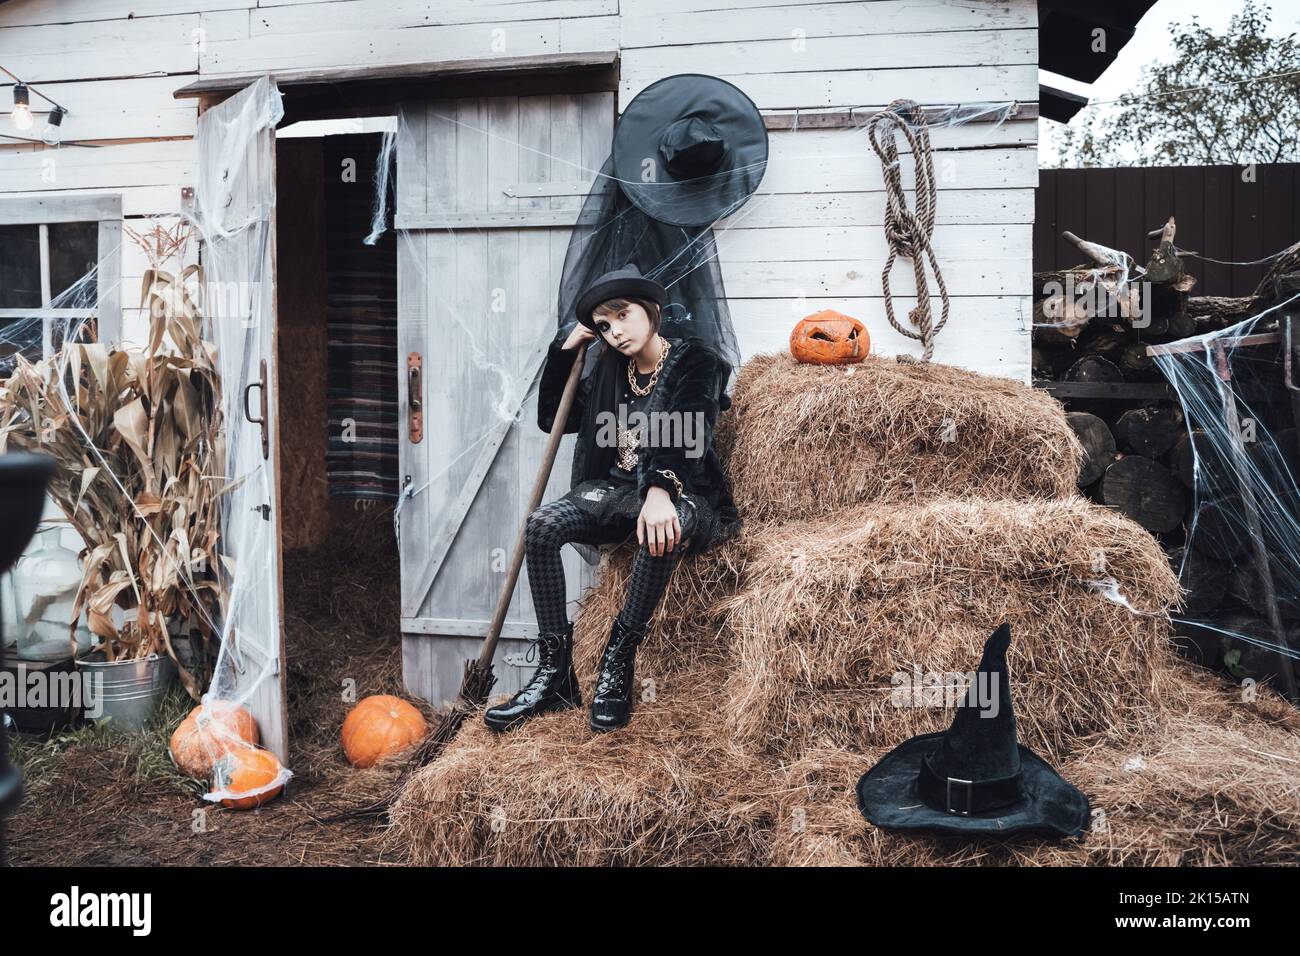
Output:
[{"xmin": 1035, "ymin": 164, "xmax": 1300, "ymax": 296}]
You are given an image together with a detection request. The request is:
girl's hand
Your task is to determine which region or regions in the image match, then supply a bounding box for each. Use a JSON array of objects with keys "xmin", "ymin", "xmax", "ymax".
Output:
[
  {"xmin": 638, "ymin": 487, "xmax": 681, "ymax": 557},
  {"xmin": 562, "ymin": 324, "xmax": 596, "ymax": 350}
]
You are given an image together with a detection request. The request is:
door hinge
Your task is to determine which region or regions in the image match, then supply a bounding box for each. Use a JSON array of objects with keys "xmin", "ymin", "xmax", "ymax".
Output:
[
  {"xmin": 252, "ymin": 503, "xmax": 271, "ymax": 520},
  {"xmin": 503, "ymin": 647, "xmax": 539, "ymax": 668}
]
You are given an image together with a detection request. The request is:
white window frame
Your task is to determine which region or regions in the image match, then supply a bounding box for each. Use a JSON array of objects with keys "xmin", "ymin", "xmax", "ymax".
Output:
[{"xmin": 0, "ymin": 193, "xmax": 123, "ymax": 355}]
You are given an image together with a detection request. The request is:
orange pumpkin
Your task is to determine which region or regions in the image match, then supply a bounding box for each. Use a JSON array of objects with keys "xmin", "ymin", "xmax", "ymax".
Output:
[
  {"xmin": 341, "ymin": 695, "xmax": 428, "ymax": 768},
  {"xmin": 210, "ymin": 746, "xmax": 286, "ymax": 811},
  {"xmin": 790, "ymin": 310, "xmax": 869, "ymax": 365},
  {"xmin": 169, "ymin": 701, "xmax": 261, "ymax": 779}
]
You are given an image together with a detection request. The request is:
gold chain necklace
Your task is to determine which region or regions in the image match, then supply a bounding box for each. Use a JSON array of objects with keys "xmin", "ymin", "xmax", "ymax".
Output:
[{"xmin": 627, "ymin": 337, "xmax": 670, "ymax": 397}]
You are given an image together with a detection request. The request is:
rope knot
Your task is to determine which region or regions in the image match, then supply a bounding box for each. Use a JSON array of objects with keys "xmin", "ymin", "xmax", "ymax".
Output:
[{"xmin": 866, "ymin": 100, "xmax": 951, "ymax": 363}]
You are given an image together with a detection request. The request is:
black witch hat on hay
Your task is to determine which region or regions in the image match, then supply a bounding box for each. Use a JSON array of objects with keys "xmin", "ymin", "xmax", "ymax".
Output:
[{"xmin": 856, "ymin": 623, "xmax": 1091, "ymax": 840}]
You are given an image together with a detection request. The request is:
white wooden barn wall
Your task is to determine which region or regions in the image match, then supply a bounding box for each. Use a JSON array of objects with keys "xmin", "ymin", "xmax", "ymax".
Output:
[{"xmin": 0, "ymin": 0, "xmax": 1038, "ymax": 377}]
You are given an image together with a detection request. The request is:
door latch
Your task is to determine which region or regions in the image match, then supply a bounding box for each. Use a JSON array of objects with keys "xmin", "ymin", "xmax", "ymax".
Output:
[
  {"xmin": 243, "ymin": 357, "xmax": 269, "ymax": 460},
  {"xmin": 407, "ymin": 352, "xmax": 423, "ymax": 444}
]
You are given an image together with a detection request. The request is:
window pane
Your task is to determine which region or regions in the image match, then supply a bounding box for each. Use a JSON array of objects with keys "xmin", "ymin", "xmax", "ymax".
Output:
[
  {"xmin": 0, "ymin": 224, "xmax": 42, "ymax": 309},
  {"xmin": 0, "ymin": 316, "xmax": 43, "ymax": 375},
  {"xmin": 50, "ymin": 313, "xmax": 96, "ymax": 354},
  {"xmin": 48, "ymin": 221, "xmax": 99, "ymax": 303}
]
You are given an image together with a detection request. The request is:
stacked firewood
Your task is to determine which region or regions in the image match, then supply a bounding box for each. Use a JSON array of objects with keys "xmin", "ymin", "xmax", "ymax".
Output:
[{"xmin": 1033, "ymin": 220, "xmax": 1300, "ymax": 692}]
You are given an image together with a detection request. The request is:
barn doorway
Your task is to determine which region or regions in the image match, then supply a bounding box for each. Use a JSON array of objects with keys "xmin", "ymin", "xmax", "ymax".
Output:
[{"xmin": 271, "ymin": 123, "xmax": 409, "ymax": 766}]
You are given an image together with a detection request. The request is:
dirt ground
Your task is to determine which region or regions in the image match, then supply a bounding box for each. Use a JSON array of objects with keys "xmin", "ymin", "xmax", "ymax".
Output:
[{"xmin": 8, "ymin": 504, "xmax": 419, "ymax": 867}]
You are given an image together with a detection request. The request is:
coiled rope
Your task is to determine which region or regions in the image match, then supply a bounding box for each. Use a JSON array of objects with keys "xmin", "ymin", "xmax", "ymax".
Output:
[{"xmin": 866, "ymin": 99, "xmax": 951, "ymax": 363}]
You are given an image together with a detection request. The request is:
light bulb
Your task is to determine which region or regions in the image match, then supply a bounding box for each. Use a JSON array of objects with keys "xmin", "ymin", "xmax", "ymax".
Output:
[
  {"xmin": 12, "ymin": 83, "xmax": 33, "ymax": 131},
  {"xmin": 41, "ymin": 106, "xmax": 64, "ymax": 145}
]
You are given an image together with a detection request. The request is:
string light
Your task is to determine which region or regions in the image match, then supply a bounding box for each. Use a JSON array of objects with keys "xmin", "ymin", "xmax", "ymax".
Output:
[
  {"xmin": 11, "ymin": 82, "xmax": 32, "ymax": 131},
  {"xmin": 42, "ymin": 105, "xmax": 65, "ymax": 146},
  {"xmin": 1, "ymin": 64, "xmax": 68, "ymax": 140}
]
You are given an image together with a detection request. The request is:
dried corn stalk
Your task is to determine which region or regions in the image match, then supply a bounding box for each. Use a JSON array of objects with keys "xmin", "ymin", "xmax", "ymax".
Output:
[{"xmin": 0, "ymin": 246, "xmax": 225, "ymax": 699}]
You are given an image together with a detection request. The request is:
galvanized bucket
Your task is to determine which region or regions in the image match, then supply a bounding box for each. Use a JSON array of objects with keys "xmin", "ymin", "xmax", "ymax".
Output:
[{"xmin": 76, "ymin": 654, "xmax": 176, "ymax": 732}]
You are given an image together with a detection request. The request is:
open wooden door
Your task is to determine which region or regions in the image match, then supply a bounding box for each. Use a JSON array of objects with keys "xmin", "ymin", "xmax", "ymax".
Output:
[
  {"xmin": 193, "ymin": 78, "xmax": 289, "ymax": 760},
  {"xmin": 395, "ymin": 92, "xmax": 614, "ymax": 706}
]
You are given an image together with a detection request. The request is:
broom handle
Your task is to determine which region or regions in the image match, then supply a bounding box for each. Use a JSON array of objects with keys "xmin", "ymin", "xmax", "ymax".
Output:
[{"xmin": 477, "ymin": 341, "xmax": 589, "ymax": 671}]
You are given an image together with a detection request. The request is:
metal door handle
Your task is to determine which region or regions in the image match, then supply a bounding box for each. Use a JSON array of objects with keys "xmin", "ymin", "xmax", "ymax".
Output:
[
  {"xmin": 408, "ymin": 352, "xmax": 423, "ymax": 444},
  {"xmin": 243, "ymin": 357, "xmax": 269, "ymax": 459}
]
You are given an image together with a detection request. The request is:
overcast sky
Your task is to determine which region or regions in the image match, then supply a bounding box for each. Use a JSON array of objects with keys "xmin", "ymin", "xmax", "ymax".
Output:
[{"xmin": 1038, "ymin": 0, "xmax": 1300, "ymax": 165}]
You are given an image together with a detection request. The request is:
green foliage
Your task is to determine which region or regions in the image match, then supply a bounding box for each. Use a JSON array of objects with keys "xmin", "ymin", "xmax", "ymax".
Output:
[{"xmin": 1052, "ymin": 1, "xmax": 1300, "ymax": 167}]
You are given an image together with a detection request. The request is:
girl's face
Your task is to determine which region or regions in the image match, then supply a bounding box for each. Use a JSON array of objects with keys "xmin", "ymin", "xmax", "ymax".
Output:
[{"xmin": 592, "ymin": 300, "xmax": 654, "ymax": 357}]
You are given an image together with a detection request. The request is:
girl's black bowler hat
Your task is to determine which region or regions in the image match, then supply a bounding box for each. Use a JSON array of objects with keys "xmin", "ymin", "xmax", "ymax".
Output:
[{"xmin": 575, "ymin": 263, "xmax": 668, "ymax": 332}]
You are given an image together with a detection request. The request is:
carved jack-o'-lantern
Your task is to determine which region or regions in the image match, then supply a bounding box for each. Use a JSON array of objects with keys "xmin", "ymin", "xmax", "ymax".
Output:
[{"xmin": 790, "ymin": 310, "xmax": 870, "ymax": 365}]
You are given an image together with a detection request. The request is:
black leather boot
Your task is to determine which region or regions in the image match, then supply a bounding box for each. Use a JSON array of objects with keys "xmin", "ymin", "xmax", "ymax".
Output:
[
  {"xmin": 589, "ymin": 617, "xmax": 648, "ymax": 732},
  {"xmin": 484, "ymin": 623, "xmax": 581, "ymax": 732}
]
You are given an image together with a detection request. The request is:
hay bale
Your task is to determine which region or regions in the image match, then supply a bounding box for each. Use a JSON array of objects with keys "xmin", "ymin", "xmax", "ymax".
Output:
[
  {"xmin": 390, "ymin": 496, "xmax": 1195, "ymax": 866},
  {"xmin": 388, "ymin": 663, "xmax": 770, "ymax": 865},
  {"xmin": 387, "ymin": 345, "xmax": 1300, "ymax": 867},
  {"xmin": 388, "ymin": 502, "xmax": 1300, "ymax": 866},
  {"xmin": 389, "ymin": 540, "xmax": 770, "ymax": 866},
  {"xmin": 719, "ymin": 497, "xmax": 1184, "ymax": 763},
  {"xmin": 717, "ymin": 352, "xmax": 1082, "ymax": 522},
  {"xmin": 769, "ymin": 668, "xmax": 1300, "ymax": 867}
]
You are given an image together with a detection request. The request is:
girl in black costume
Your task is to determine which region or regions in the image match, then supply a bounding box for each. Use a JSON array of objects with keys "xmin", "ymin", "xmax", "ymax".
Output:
[{"xmin": 484, "ymin": 265, "xmax": 739, "ymax": 734}]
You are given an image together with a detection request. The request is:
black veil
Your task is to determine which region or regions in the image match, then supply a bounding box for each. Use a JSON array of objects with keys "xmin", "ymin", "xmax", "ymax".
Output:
[{"xmin": 553, "ymin": 153, "xmax": 742, "ymax": 398}]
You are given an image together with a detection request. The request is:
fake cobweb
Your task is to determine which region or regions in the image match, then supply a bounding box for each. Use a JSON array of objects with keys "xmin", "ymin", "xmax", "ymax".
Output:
[{"xmin": 1148, "ymin": 295, "xmax": 1300, "ymax": 701}]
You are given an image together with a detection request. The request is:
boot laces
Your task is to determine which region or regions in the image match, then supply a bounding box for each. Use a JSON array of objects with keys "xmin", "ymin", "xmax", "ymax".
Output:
[
  {"xmin": 596, "ymin": 628, "xmax": 642, "ymax": 696},
  {"xmin": 520, "ymin": 632, "xmax": 566, "ymax": 693}
]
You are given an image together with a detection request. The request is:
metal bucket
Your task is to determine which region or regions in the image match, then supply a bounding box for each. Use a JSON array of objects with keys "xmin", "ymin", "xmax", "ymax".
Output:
[{"xmin": 76, "ymin": 654, "xmax": 176, "ymax": 732}]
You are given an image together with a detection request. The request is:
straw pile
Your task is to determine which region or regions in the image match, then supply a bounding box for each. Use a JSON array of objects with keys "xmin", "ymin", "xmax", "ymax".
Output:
[
  {"xmin": 389, "ymin": 538, "xmax": 770, "ymax": 866},
  {"xmin": 717, "ymin": 352, "xmax": 1082, "ymax": 521},
  {"xmin": 718, "ymin": 497, "xmax": 1183, "ymax": 763},
  {"xmin": 770, "ymin": 667, "xmax": 1300, "ymax": 867},
  {"xmin": 390, "ymin": 351, "xmax": 1300, "ymax": 866}
]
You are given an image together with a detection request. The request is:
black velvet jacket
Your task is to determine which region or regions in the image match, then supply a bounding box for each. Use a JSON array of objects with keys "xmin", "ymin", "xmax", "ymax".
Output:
[{"xmin": 537, "ymin": 335, "xmax": 740, "ymax": 551}]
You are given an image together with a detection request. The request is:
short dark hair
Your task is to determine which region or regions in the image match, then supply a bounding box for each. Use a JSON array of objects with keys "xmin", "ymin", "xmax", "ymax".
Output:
[{"xmin": 591, "ymin": 296, "xmax": 662, "ymax": 335}]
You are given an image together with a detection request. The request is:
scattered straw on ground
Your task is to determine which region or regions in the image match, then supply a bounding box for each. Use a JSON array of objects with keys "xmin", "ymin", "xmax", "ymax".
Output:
[{"xmin": 9, "ymin": 502, "xmax": 415, "ymax": 866}]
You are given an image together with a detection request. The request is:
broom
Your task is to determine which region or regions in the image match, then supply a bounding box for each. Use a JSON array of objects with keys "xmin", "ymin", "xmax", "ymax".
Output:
[{"xmin": 325, "ymin": 340, "xmax": 589, "ymax": 821}]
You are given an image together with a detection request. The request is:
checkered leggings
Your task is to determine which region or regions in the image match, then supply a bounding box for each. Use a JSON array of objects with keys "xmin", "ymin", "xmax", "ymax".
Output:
[{"xmin": 524, "ymin": 496, "xmax": 693, "ymax": 636}]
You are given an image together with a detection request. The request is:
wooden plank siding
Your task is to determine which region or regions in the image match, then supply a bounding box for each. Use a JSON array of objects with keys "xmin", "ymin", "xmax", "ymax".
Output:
[
  {"xmin": 1035, "ymin": 164, "xmax": 1300, "ymax": 297},
  {"xmin": 2, "ymin": 0, "xmax": 1039, "ymax": 378}
]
